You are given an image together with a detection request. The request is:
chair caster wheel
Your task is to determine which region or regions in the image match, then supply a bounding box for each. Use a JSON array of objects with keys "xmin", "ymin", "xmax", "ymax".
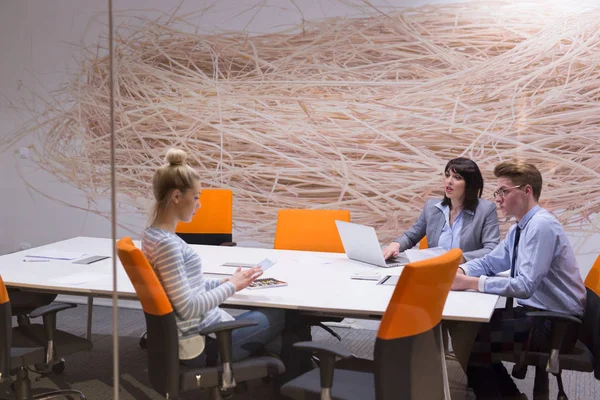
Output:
[{"xmin": 52, "ymin": 358, "xmax": 66, "ymax": 375}]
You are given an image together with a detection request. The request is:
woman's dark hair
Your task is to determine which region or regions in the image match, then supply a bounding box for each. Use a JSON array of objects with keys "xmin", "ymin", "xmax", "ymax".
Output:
[{"xmin": 441, "ymin": 157, "xmax": 484, "ymax": 212}]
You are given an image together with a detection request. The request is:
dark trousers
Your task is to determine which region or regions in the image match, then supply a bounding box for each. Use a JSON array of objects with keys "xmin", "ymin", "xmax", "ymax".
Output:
[{"xmin": 467, "ymin": 307, "xmax": 579, "ymax": 399}]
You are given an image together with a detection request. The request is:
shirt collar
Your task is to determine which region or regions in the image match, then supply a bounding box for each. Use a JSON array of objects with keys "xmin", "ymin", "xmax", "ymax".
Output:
[
  {"xmin": 517, "ymin": 204, "xmax": 541, "ymax": 229},
  {"xmin": 435, "ymin": 200, "xmax": 474, "ymax": 215}
]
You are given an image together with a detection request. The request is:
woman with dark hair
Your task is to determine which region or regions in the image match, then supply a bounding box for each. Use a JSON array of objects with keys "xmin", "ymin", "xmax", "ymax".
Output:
[{"xmin": 383, "ymin": 157, "xmax": 500, "ymax": 262}]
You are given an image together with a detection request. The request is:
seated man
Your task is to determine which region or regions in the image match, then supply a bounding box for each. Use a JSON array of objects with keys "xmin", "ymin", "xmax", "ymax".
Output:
[{"xmin": 451, "ymin": 161, "xmax": 586, "ymax": 399}]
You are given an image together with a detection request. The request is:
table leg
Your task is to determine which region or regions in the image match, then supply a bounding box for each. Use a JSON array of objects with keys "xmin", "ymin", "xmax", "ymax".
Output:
[
  {"xmin": 438, "ymin": 324, "xmax": 452, "ymax": 400},
  {"xmin": 87, "ymin": 295, "xmax": 94, "ymax": 340}
]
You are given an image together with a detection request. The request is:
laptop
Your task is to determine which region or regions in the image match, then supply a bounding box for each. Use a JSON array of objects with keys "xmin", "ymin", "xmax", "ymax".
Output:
[{"xmin": 335, "ymin": 220, "xmax": 410, "ymax": 268}]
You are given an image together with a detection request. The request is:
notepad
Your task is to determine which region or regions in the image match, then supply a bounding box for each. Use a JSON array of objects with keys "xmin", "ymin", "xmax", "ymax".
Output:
[
  {"xmin": 247, "ymin": 278, "xmax": 288, "ymax": 290},
  {"xmin": 377, "ymin": 275, "xmax": 400, "ymax": 286},
  {"xmin": 351, "ymin": 272, "xmax": 382, "ymax": 281}
]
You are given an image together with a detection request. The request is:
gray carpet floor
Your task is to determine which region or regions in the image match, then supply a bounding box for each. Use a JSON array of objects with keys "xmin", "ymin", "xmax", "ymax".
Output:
[{"xmin": 2, "ymin": 305, "xmax": 599, "ymax": 399}]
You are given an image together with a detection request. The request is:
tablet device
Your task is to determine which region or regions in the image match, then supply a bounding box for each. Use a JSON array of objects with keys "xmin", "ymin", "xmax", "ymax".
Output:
[
  {"xmin": 221, "ymin": 258, "xmax": 275, "ymax": 272},
  {"xmin": 73, "ymin": 255, "xmax": 110, "ymax": 265}
]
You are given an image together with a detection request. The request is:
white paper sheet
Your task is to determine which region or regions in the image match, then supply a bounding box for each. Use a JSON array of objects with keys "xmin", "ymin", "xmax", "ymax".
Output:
[
  {"xmin": 289, "ymin": 253, "xmax": 334, "ymax": 265},
  {"xmin": 50, "ymin": 272, "xmax": 108, "ymax": 286},
  {"xmin": 25, "ymin": 250, "xmax": 87, "ymax": 261}
]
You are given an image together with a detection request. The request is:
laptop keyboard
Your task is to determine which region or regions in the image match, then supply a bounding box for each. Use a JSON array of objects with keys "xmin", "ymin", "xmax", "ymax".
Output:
[{"xmin": 386, "ymin": 253, "xmax": 409, "ymax": 265}]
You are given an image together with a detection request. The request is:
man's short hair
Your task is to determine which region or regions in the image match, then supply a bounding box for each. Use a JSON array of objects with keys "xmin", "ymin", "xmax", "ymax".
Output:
[{"xmin": 493, "ymin": 161, "xmax": 542, "ymax": 201}]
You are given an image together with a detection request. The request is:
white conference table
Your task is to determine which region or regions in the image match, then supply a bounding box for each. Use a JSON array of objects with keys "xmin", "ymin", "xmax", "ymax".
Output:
[
  {"xmin": 0, "ymin": 236, "xmax": 499, "ymax": 323},
  {"xmin": 1, "ymin": 236, "xmax": 499, "ymax": 399}
]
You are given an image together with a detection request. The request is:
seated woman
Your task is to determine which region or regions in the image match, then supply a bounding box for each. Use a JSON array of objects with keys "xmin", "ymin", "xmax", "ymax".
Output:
[
  {"xmin": 383, "ymin": 157, "xmax": 500, "ymax": 262},
  {"xmin": 142, "ymin": 148, "xmax": 285, "ymax": 367}
]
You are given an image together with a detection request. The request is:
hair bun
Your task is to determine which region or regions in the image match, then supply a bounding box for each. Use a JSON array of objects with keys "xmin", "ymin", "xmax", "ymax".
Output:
[{"xmin": 165, "ymin": 148, "xmax": 187, "ymax": 166}]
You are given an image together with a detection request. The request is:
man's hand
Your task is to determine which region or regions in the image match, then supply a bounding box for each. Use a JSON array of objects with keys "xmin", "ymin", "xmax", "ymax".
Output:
[
  {"xmin": 451, "ymin": 273, "xmax": 480, "ymax": 291},
  {"xmin": 383, "ymin": 242, "xmax": 401, "ymax": 260}
]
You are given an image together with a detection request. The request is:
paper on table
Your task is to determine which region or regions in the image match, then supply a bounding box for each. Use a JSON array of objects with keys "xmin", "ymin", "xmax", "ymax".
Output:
[
  {"xmin": 26, "ymin": 250, "xmax": 87, "ymax": 261},
  {"xmin": 404, "ymin": 247, "xmax": 447, "ymax": 263},
  {"xmin": 50, "ymin": 272, "xmax": 107, "ymax": 286},
  {"xmin": 291, "ymin": 253, "xmax": 334, "ymax": 265}
]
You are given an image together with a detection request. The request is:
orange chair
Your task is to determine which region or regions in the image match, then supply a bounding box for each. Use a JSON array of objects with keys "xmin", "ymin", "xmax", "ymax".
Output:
[
  {"xmin": 585, "ymin": 255, "xmax": 600, "ymax": 294},
  {"xmin": 176, "ymin": 188, "xmax": 235, "ymax": 246},
  {"xmin": 274, "ymin": 209, "xmax": 351, "ymax": 253},
  {"xmin": 280, "ymin": 249, "xmax": 463, "ymax": 400},
  {"xmin": 418, "ymin": 236, "xmax": 428, "ymax": 249},
  {"xmin": 117, "ymin": 237, "xmax": 284, "ymax": 399}
]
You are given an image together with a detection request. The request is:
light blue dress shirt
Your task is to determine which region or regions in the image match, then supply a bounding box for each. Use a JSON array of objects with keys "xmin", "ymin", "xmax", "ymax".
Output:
[
  {"xmin": 435, "ymin": 202, "xmax": 463, "ymax": 251},
  {"xmin": 462, "ymin": 205, "xmax": 586, "ymax": 317}
]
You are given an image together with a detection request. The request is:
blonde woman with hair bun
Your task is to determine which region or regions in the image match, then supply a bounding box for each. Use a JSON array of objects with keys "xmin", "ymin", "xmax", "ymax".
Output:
[{"xmin": 141, "ymin": 148, "xmax": 287, "ymax": 367}]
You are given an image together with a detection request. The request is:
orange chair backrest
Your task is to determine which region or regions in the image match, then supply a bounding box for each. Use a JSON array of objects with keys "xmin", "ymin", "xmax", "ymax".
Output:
[
  {"xmin": 419, "ymin": 236, "xmax": 428, "ymax": 249},
  {"xmin": 117, "ymin": 237, "xmax": 173, "ymax": 316},
  {"xmin": 584, "ymin": 255, "xmax": 600, "ymax": 297},
  {"xmin": 378, "ymin": 248, "xmax": 462, "ymax": 340},
  {"xmin": 0, "ymin": 276, "xmax": 8, "ymax": 306},
  {"xmin": 274, "ymin": 209, "xmax": 350, "ymax": 253},
  {"xmin": 176, "ymin": 189, "xmax": 233, "ymax": 234}
]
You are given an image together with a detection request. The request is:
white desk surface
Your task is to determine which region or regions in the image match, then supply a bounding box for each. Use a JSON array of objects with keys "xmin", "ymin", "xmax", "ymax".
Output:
[{"xmin": 0, "ymin": 237, "xmax": 499, "ymax": 322}]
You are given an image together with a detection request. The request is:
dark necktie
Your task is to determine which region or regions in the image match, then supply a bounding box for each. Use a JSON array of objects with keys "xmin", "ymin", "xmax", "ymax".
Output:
[
  {"xmin": 506, "ymin": 225, "xmax": 521, "ymax": 311},
  {"xmin": 510, "ymin": 225, "xmax": 522, "ymax": 278}
]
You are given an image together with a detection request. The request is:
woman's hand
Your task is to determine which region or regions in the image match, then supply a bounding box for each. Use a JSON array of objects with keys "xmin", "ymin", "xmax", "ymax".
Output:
[
  {"xmin": 382, "ymin": 242, "xmax": 401, "ymax": 260},
  {"xmin": 229, "ymin": 266, "xmax": 263, "ymax": 291}
]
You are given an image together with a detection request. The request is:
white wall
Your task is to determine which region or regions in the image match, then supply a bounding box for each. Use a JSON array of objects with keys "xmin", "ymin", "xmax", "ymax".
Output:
[
  {"xmin": 1, "ymin": 0, "xmax": 598, "ymax": 277},
  {"xmin": 0, "ymin": 0, "xmax": 114, "ymax": 254}
]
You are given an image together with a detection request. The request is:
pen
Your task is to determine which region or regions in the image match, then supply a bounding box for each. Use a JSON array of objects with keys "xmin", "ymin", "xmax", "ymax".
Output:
[{"xmin": 23, "ymin": 259, "xmax": 50, "ymax": 262}]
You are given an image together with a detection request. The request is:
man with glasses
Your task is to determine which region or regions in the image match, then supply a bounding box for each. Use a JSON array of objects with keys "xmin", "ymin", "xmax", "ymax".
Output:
[{"xmin": 451, "ymin": 161, "xmax": 586, "ymax": 399}]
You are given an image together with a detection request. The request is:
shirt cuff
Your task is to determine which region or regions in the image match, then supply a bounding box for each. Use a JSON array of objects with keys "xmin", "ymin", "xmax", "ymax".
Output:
[{"xmin": 478, "ymin": 275, "xmax": 487, "ymax": 293}]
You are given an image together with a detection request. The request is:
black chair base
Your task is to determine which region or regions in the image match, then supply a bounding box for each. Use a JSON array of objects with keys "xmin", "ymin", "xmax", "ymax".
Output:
[{"xmin": 7, "ymin": 367, "xmax": 86, "ymax": 400}]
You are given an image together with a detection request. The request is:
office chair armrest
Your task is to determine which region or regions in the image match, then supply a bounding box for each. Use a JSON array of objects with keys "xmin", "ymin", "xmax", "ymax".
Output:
[
  {"xmin": 293, "ymin": 341, "xmax": 353, "ymax": 359},
  {"xmin": 28, "ymin": 302, "xmax": 77, "ymax": 365},
  {"xmin": 219, "ymin": 242, "xmax": 237, "ymax": 247},
  {"xmin": 527, "ymin": 312, "xmax": 581, "ymax": 375},
  {"xmin": 525, "ymin": 311, "xmax": 582, "ymax": 325},
  {"xmin": 293, "ymin": 341, "xmax": 353, "ymax": 391},
  {"xmin": 29, "ymin": 303, "xmax": 77, "ymax": 319},
  {"xmin": 198, "ymin": 319, "xmax": 258, "ymax": 336},
  {"xmin": 512, "ymin": 311, "xmax": 581, "ymax": 378},
  {"xmin": 198, "ymin": 319, "xmax": 259, "ymax": 391}
]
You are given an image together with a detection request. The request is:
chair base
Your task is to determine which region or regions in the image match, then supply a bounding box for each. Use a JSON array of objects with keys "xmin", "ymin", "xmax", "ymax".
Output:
[
  {"xmin": 10, "ymin": 367, "xmax": 86, "ymax": 400},
  {"xmin": 32, "ymin": 389, "xmax": 86, "ymax": 400}
]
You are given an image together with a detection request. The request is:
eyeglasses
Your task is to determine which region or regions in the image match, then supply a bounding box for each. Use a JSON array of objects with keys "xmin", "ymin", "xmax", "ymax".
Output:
[{"xmin": 493, "ymin": 185, "xmax": 521, "ymax": 199}]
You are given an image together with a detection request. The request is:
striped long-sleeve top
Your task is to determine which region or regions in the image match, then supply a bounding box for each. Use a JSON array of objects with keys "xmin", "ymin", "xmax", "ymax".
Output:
[{"xmin": 142, "ymin": 227, "xmax": 236, "ymax": 359}]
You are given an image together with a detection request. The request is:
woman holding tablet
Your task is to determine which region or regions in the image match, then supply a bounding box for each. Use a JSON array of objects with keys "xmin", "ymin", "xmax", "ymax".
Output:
[{"xmin": 142, "ymin": 148, "xmax": 285, "ymax": 367}]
